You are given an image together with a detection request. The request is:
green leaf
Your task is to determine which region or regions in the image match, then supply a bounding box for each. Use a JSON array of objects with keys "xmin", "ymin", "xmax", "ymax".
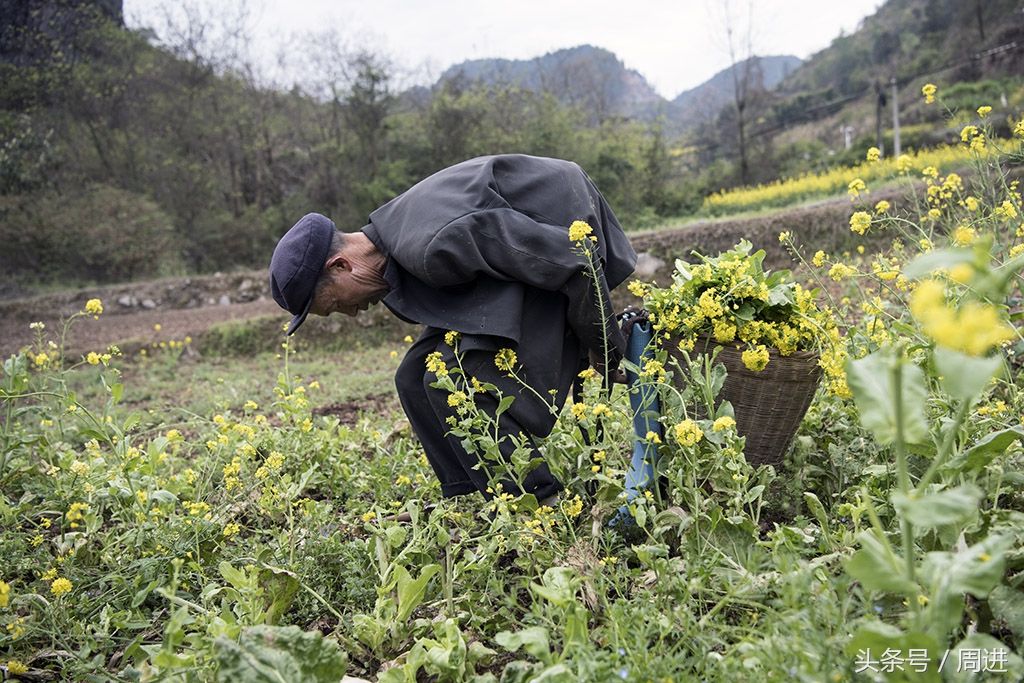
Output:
[
  {"xmin": 532, "ymin": 664, "xmax": 575, "ymax": 682},
  {"xmin": 150, "ymin": 490, "xmax": 177, "ymax": 505},
  {"xmin": 218, "ymin": 562, "xmax": 250, "ymax": 591},
  {"xmin": 845, "ymin": 530, "xmax": 919, "ymax": 595},
  {"xmin": 803, "ymin": 492, "xmax": 830, "ymax": 533},
  {"xmin": 989, "ymin": 585, "xmax": 1024, "ymax": 638},
  {"xmin": 495, "ymin": 395, "xmax": 515, "ymax": 417},
  {"xmin": 530, "ymin": 567, "xmax": 578, "ymax": 608},
  {"xmin": 395, "ymin": 563, "xmax": 440, "ymax": 623},
  {"xmin": 111, "ymin": 382, "xmax": 124, "ymax": 403},
  {"xmin": 351, "ymin": 614, "xmax": 386, "ymax": 652},
  {"xmin": 494, "ymin": 626, "xmax": 551, "ymax": 660},
  {"xmin": 920, "ymin": 535, "xmax": 1011, "ymax": 599},
  {"xmin": 891, "ymin": 485, "xmax": 982, "ymax": 530},
  {"xmin": 902, "ymin": 248, "xmax": 974, "ymax": 280},
  {"xmin": 123, "ymin": 412, "xmax": 141, "ymax": 432},
  {"xmin": 934, "ymin": 347, "xmax": 1002, "ymax": 402},
  {"xmin": 734, "ymin": 302, "xmax": 755, "ymax": 321},
  {"xmin": 945, "ymin": 426, "xmax": 1024, "ymax": 473},
  {"xmin": 213, "ymin": 625, "xmax": 348, "ymax": 683},
  {"xmin": 261, "ymin": 569, "xmax": 299, "ymax": 626},
  {"xmin": 846, "ymin": 349, "xmax": 929, "ymax": 446}
]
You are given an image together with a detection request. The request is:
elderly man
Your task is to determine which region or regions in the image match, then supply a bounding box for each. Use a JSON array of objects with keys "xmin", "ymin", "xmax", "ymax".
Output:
[{"xmin": 269, "ymin": 154, "xmax": 636, "ymax": 507}]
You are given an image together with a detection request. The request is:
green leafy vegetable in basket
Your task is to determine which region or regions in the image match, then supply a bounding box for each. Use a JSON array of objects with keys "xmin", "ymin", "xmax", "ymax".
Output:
[{"xmin": 630, "ymin": 240, "xmax": 850, "ymax": 397}]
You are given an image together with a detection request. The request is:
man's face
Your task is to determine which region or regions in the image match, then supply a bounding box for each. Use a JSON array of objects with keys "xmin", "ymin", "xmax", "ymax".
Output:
[{"xmin": 308, "ymin": 261, "xmax": 380, "ymax": 318}]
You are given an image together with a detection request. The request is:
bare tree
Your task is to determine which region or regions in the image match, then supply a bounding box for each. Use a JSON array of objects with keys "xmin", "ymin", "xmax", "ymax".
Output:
[{"xmin": 715, "ymin": 0, "xmax": 759, "ymax": 185}]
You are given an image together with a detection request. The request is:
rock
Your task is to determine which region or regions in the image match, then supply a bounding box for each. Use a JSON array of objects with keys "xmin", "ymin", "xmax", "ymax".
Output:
[
  {"xmin": 218, "ymin": 295, "xmax": 231, "ymax": 306},
  {"xmin": 141, "ymin": 298, "xmax": 157, "ymax": 309},
  {"xmin": 633, "ymin": 252, "xmax": 667, "ymax": 279},
  {"xmin": 117, "ymin": 294, "xmax": 137, "ymax": 307},
  {"xmin": 239, "ymin": 278, "xmax": 253, "ymax": 291}
]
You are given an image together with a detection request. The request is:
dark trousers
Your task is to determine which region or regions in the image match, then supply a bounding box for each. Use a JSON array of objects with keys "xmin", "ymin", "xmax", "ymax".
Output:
[{"xmin": 395, "ymin": 324, "xmax": 584, "ymax": 500}]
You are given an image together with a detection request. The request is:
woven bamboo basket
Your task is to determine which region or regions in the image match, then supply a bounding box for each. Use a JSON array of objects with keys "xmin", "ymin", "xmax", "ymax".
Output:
[{"xmin": 666, "ymin": 335, "xmax": 823, "ymax": 468}]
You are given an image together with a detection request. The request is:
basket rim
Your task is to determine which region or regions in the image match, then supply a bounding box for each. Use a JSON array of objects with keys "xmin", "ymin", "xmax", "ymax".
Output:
[{"xmin": 677, "ymin": 333, "xmax": 822, "ymax": 361}]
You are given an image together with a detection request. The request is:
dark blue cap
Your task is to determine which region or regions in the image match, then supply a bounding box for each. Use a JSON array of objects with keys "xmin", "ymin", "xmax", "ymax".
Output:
[{"xmin": 269, "ymin": 212, "xmax": 335, "ymax": 335}]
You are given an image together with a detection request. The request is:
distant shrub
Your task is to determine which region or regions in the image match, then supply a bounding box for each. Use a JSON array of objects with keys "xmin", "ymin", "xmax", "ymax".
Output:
[{"xmin": 0, "ymin": 184, "xmax": 183, "ymax": 285}]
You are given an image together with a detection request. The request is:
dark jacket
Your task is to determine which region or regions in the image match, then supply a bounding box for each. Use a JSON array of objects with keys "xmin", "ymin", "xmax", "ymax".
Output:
[{"xmin": 361, "ymin": 154, "xmax": 638, "ymax": 363}]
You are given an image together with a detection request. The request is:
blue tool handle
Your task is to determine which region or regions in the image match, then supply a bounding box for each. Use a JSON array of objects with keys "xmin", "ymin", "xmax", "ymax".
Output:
[
  {"xmin": 623, "ymin": 319, "xmax": 661, "ymax": 499},
  {"xmin": 610, "ymin": 316, "xmax": 663, "ymax": 529}
]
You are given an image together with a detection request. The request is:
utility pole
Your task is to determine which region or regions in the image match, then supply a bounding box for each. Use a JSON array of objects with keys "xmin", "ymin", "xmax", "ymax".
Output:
[
  {"xmin": 891, "ymin": 77, "xmax": 901, "ymax": 158},
  {"xmin": 874, "ymin": 79, "xmax": 885, "ymax": 156}
]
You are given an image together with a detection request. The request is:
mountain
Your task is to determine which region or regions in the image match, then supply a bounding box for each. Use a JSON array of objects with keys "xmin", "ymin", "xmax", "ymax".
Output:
[
  {"xmin": 671, "ymin": 55, "xmax": 803, "ymax": 129},
  {"xmin": 433, "ymin": 45, "xmax": 802, "ymax": 132},
  {"xmin": 437, "ymin": 45, "xmax": 667, "ymax": 123}
]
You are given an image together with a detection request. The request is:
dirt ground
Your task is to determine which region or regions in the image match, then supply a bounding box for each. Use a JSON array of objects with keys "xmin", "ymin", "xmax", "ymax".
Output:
[{"xmin": 1, "ymin": 298, "xmax": 283, "ymax": 358}]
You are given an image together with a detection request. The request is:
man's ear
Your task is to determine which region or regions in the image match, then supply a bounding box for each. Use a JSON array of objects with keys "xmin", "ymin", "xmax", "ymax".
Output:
[{"xmin": 324, "ymin": 252, "xmax": 352, "ymax": 273}]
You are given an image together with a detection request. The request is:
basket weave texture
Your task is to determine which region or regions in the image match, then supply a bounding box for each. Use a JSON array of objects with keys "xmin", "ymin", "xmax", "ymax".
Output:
[{"xmin": 667, "ymin": 335, "xmax": 823, "ymax": 468}]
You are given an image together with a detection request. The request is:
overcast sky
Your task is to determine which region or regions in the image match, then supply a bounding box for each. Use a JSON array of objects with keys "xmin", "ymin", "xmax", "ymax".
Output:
[{"xmin": 124, "ymin": 0, "xmax": 883, "ymax": 99}]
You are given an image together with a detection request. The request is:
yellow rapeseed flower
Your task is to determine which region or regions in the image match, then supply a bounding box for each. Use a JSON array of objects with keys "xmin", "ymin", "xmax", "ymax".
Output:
[
  {"xmin": 712, "ymin": 416, "xmax": 736, "ymax": 432},
  {"xmin": 952, "ymin": 225, "xmax": 976, "ymax": 246},
  {"xmin": 866, "ymin": 147, "xmax": 880, "ymax": 162},
  {"xmin": 444, "ymin": 330, "xmax": 460, "ymax": 346},
  {"xmin": 627, "ymin": 280, "xmax": 649, "ymax": 297},
  {"xmin": 673, "ymin": 419, "xmax": 703, "ymax": 446},
  {"xmin": 960, "ymin": 125, "xmax": 979, "ymax": 143},
  {"xmin": 812, "ymin": 250, "xmax": 826, "ymax": 267},
  {"xmin": 84, "ymin": 298, "xmax": 103, "ymax": 316},
  {"xmin": 964, "ymin": 196, "xmax": 980, "ymax": 212},
  {"xmin": 847, "ymin": 178, "xmax": 867, "ymax": 199},
  {"xmin": 977, "ymin": 105, "xmax": 992, "ymax": 118},
  {"xmin": 994, "ymin": 200, "xmax": 1019, "ymax": 221},
  {"xmin": 875, "ymin": 200, "xmax": 890, "ymax": 214},
  {"xmin": 827, "ymin": 263, "xmax": 856, "ymax": 283},
  {"xmin": 425, "ymin": 351, "xmax": 448, "ymax": 377},
  {"xmin": 0, "ymin": 579, "xmax": 10, "ymax": 608},
  {"xmin": 50, "ymin": 577, "xmax": 73, "ymax": 597},
  {"xmin": 741, "ymin": 345, "xmax": 770, "ymax": 372},
  {"xmin": 948, "ymin": 263, "xmax": 974, "ymax": 284},
  {"xmin": 910, "ymin": 279, "xmax": 1014, "ymax": 356},
  {"xmin": 404, "ymin": 335, "xmax": 414, "ymax": 343},
  {"xmin": 568, "ymin": 220, "xmax": 593, "ymax": 242},
  {"xmin": 447, "ymin": 391, "xmax": 467, "ymax": 408},
  {"xmin": 86, "ymin": 352, "xmax": 101, "ymax": 365},
  {"xmin": 921, "ymin": 83, "xmax": 937, "ymax": 104},
  {"xmin": 7, "ymin": 660, "xmax": 28, "ymax": 675},
  {"xmin": 849, "ymin": 211, "xmax": 871, "ymax": 235},
  {"xmin": 494, "ymin": 348, "xmax": 517, "ymax": 372}
]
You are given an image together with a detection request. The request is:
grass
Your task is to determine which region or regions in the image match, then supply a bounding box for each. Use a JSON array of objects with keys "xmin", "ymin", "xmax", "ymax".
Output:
[{"xmin": 67, "ymin": 342, "xmax": 406, "ymax": 424}]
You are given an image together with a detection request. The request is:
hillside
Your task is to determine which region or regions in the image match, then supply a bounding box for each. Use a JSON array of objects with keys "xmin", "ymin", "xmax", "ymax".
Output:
[
  {"xmin": 436, "ymin": 46, "xmax": 801, "ymax": 131},
  {"xmin": 775, "ymin": 0, "xmax": 1024, "ymax": 117},
  {"xmin": 671, "ymin": 55, "xmax": 802, "ymax": 130}
]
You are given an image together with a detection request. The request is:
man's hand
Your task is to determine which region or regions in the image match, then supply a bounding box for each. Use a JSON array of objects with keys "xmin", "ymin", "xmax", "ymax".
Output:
[{"xmin": 589, "ymin": 349, "xmax": 627, "ymax": 384}]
